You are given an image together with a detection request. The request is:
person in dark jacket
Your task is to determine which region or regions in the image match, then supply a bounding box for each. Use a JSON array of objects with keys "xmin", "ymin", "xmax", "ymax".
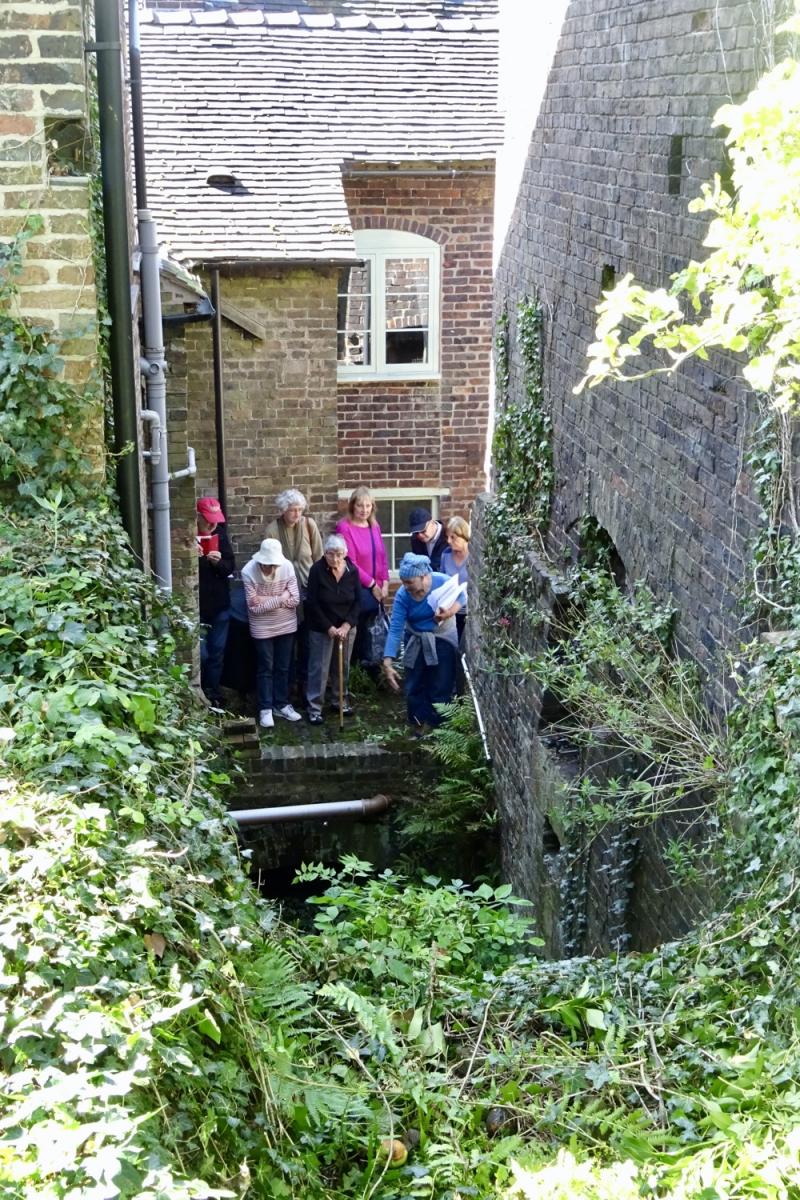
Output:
[
  {"xmin": 409, "ymin": 506, "xmax": 448, "ymax": 571},
  {"xmin": 197, "ymin": 495, "xmax": 235, "ymax": 708},
  {"xmin": 304, "ymin": 534, "xmax": 361, "ymax": 724}
]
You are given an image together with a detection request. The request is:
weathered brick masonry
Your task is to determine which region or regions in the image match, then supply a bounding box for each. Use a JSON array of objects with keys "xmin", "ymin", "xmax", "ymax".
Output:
[
  {"xmin": 340, "ymin": 169, "xmax": 494, "ymax": 514},
  {"xmin": 0, "ymin": 0, "xmax": 103, "ymax": 461},
  {"xmin": 173, "ymin": 266, "xmax": 340, "ymax": 561},
  {"xmin": 169, "ymin": 170, "xmax": 495, "ymax": 562},
  {"xmin": 471, "ymin": 0, "xmax": 768, "ymax": 953},
  {"xmin": 495, "ymin": 0, "xmax": 763, "ymax": 680}
]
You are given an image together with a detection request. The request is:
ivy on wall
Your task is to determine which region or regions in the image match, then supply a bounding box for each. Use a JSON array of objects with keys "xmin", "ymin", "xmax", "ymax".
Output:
[
  {"xmin": 0, "ymin": 219, "xmax": 93, "ymax": 503},
  {"xmin": 482, "ymin": 296, "xmax": 552, "ymax": 627}
]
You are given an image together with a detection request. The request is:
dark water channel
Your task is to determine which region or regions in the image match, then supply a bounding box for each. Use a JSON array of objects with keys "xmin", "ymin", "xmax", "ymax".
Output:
[{"xmin": 234, "ymin": 739, "xmax": 500, "ymax": 919}]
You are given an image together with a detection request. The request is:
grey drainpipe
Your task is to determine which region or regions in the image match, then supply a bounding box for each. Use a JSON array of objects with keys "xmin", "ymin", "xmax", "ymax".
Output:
[
  {"xmin": 138, "ymin": 213, "xmax": 173, "ymax": 591},
  {"xmin": 130, "ymin": 0, "xmax": 197, "ymax": 592},
  {"xmin": 90, "ymin": 0, "xmax": 143, "ymax": 564},
  {"xmin": 210, "ymin": 268, "xmax": 227, "ymax": 513},
  {"xmin": 229, "ymin": 795, "xmax": 391, "ymax": 828}
]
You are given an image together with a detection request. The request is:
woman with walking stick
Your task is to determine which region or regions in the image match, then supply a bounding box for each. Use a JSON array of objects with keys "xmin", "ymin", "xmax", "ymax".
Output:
[{"xmin": 304, "ymin": 535, "xmax": 360, "ymax": 725}]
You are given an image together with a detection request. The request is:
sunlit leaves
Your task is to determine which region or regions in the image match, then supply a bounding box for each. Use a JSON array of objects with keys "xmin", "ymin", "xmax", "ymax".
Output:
[{"xmin": 575, "ymin": 52, "xmax": 800, "ymax": 412}]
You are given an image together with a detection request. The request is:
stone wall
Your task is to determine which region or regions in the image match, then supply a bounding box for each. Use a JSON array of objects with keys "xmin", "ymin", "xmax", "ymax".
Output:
[
  {"xmin": 494, "ymin": 0, "xmax": 768, "ymax": 692},
  {"xmin": 0, "ymin": 0, "xmax": 104, "ymax": 462},
  {"xmin": 340, "ymin": 168, "xmax": 495, "ymax": 516},
  {"xmin": 172, "ymin": 265, "xmax": 340, "ymax": 564}
]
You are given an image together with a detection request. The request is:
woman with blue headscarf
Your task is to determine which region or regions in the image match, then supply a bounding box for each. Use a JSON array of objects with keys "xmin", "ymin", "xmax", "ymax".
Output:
[{"xmin": 382, "ymin": 553, "xmax": 463, "ymax": 731}]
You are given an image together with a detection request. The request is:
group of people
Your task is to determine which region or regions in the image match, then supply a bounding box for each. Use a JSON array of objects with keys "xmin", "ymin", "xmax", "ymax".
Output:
[{"xmin": 197, "ymin": 486, "xmax": 471, "ymax": 732}]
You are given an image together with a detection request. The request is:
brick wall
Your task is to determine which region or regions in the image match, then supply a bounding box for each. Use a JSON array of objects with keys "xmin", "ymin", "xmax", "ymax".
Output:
[
  {"xmin": 468, "ymin": 496, "xmax": 713, "ymax": 956},
  {"xmin": 339, "ymin": 169, "xmax": 494, "ymax": 517},
  {"xmin": 472, "ymin": 0, "xmax": 767, "ymax": 952},
  {"xmin": 494, "ymin": 0, "xmax": 766, "ymax": 691},
  {"xmin": 0, "ymin": 0, "xmax": 103, "ymax": 462},
  {"xmin": 172, "ymin": 265, "xmax": 340, "ymax": 564}
]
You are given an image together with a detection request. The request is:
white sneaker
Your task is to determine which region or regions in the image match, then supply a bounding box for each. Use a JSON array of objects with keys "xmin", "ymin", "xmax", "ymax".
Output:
[
  {"xmin": 275, "ymin": 704, "xmax": 302, "ymax": 722},
  {"xmin": 259, "ymin": 709, "xmax": 274, "ymax": 728}
]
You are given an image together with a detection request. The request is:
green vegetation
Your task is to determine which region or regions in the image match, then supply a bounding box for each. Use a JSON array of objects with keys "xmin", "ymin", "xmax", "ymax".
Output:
[
  {"xmin": 483, "ymin": 295, "xmax": 551, "ymax": 624},
  {"xmin": 397, "ymin": 697, "xmax": 499, "ymax": 879}
]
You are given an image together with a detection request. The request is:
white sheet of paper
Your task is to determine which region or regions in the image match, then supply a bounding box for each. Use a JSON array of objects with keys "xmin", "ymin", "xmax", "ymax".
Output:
[{"xmin": 427, "ymin": 576, "xmax": 467, "ymax": 613}]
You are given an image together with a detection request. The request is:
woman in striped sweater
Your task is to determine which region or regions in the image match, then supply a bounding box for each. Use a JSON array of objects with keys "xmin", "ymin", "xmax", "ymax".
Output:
[{"xmin": 241, "ymin": 538, "xmax": 302, "ymax": 729}]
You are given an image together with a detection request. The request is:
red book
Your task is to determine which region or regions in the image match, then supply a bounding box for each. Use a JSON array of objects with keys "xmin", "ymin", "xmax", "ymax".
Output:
[{"xmin": 197, "ymin": 533, "xmax": 220, "ymax": 556}]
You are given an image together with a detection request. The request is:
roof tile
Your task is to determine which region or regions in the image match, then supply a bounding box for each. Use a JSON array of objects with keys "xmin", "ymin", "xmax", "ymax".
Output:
[{"xmin": 140, "ymin": 3, "xmax": 499, "ymax": 264}]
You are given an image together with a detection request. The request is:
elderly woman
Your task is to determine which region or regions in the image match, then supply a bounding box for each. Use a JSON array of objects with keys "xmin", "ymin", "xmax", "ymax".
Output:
[
  {"xmin": 304, "ymin": 534, "xmax": 361, "ymax": 725},
  {"xmin": 382, "ymin": 553, "xmax": 462, "ymax": 731},
  {"xmin": 439, "ymin": 515, "xmax": 470, "ymax": 643},
  {"xmin": 335, "ymin": 485, "xmax": 389, "ymax": 668},
  {"xmin": 241, "ymin": 537, "xmax": 302, "ymax": 729},
  {"xmin": 265, "ymin": 488, "xmax": 324, "ymax": 693}
]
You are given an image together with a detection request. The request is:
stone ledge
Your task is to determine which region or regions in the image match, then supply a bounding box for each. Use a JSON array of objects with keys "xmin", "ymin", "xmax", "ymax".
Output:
[{"xmin": 259, "ymin": 740, "xmax": 399, "ymax": 763}]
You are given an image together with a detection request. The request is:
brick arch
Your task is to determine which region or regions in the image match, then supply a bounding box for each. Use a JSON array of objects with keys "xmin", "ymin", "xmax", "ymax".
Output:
[{"xmin": 351, "ymin": 216, "xmax": 449, "ymax": 247}]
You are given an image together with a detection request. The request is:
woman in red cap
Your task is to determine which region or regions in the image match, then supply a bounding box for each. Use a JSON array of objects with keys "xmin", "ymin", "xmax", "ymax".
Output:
[{"xmin": 196, "ymin": 496, "xmax": 235, "ymax": 708}]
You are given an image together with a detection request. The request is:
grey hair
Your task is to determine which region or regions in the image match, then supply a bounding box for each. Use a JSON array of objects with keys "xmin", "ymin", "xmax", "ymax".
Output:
[
  {"xmin": 324, "ymin": 533, "xmax": 348, "ymax": 554},
  {"xmin": 275, "ymin": 488, "xmax": 307, "ymax": 514}
]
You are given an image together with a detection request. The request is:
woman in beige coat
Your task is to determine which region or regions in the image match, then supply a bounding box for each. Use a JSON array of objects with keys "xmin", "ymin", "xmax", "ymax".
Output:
[{"xmin": 265, "ymin": 488, "xmax": 324, "ymax": 695}]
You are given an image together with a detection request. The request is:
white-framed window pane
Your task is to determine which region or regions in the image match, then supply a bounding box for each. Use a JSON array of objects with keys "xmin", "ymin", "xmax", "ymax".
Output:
[
  {"xmin": 384, "ymin": 256, "xmax": 430, "ymax": 365},
  {"xmin": 337, "ymin": 262, "xmax": 372, "ymax": 366},
  {"xmin": 374, "ymin": 495, "xmax": 439, "ymax": 571},
  {"xmin": 337, "ymin": 329, "xmax": 371, "ymax": 366}
]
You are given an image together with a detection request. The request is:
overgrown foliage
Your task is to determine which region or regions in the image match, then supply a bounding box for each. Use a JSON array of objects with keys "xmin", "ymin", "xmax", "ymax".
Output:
[
  {"xmin": 524, "ymin": 567, "xmax": 723, "ymax": 835},
  {"xmin": 0, "ymin": 219, "xmax": 94, "ymax": 502},
  {"xmin": 483, "ymin": 296, "xmax": 551, "ymax": 624},
  {"xmin": 397, "ymin": 697, "xmax": 498, "ymax": 878}
]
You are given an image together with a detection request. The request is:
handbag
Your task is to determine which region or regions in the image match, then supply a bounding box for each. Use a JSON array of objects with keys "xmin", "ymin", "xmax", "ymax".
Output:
[
  {"xmin": 362, "ymin": 604, "xmax": 390, "ymax": 667},
  {"xmin": 359, "ymin": 525, "xmax": 380, "ymax": 614}
]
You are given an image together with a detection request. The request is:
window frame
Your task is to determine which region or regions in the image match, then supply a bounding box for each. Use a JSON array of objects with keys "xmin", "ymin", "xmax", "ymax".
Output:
[
  {"xmin": 337, "ymin": 229, "xmax": 441, "ymax": 383},
  {"xmin": 338, "ymin": 487, "xmax": 449, "ymax": 577}
]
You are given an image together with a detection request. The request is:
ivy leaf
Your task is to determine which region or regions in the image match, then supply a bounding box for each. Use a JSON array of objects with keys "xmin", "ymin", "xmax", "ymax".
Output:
[
  {"xmin": 197, "ymin": 1008, "xmax": 222, "ymax": 1044},
  {"xmin": 128, "ymin": 693, "xmax": 156, "ymax": 733}
]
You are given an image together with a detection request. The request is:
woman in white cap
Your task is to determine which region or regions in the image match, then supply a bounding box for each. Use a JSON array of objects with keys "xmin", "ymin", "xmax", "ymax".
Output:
[{"xmin": 241, "ymin": 538, "xmax": 302, "ymax": 728}]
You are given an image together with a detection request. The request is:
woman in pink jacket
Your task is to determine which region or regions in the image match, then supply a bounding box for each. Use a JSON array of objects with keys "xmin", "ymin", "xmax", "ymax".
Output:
[
  {"xmin": 241, "ymin": 538, "xmax": 302, "ymax": 729},
  {"xmin": 336, "ymin": 485, "xmax": 389, "ymax": 668}
]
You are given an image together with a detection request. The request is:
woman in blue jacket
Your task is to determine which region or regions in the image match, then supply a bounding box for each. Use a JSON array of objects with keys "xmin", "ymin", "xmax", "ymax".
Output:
[{"xmin": 382, "ymin": 553, "xmax": 462, "ymax": 730}]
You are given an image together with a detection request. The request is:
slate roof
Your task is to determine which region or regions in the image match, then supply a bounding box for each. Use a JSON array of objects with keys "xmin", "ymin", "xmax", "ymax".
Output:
[{"xmin": 139, "ymin": 2, "xmax": 500, "ymax": 264}]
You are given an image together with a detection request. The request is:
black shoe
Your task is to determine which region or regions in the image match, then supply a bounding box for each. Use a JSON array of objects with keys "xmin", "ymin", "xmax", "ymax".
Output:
[
  {"xmin": 329, "ymin": 704, "xmax": 355, "ymax": 717},
  {"xmin": 307, "ymin": 712, "xmax": 324, "ymax": 725}
]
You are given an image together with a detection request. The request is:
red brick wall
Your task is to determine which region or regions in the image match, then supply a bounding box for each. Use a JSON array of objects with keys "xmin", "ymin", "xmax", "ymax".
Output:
[{"xmin": 339, "ymin": 169, "xmax": 494, "ymax": 518}]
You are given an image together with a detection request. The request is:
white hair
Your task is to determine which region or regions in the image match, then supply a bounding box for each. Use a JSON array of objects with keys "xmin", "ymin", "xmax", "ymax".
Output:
[
  {"xmin": 324, "ymin": 534, "xmax": 348, "ymax": 554},
  {"xmin": 275, "ymin": 488, "xmax": 307, "ymax": 514}
]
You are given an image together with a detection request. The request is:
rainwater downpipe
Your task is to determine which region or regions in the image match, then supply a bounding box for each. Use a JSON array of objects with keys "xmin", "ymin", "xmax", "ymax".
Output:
[
  {"xmin": 228, "ymin": 795, "xmax": 391, "ymax": 828},
  {"xmin": 210, "ymin": 268, "xmax": 227, "ymax": 514},
  {"xmin": 91, "ymin": 0, "xmax": 143, "ymax": 563},
  {"xmin": 138, "ymin": 211, "xmax": 173, "ymax": 591},
  {"xmin": 130, "ymin": 0, "xmax": 192, "ymax": 593}
]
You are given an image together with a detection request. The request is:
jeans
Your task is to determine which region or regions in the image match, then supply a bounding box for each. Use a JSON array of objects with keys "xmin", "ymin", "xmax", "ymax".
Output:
[
  {"xmin": 254, "ymin": 633, "xmax": 294, "ymax": 712},
  {"xmin": 404, "ymin": 639, "xmax": 457, "ymax": 727},
  {"xmin": 289, "ymin": 618, "xmax": 309, "ymax": 693},
  {"xmin": 200, "ymin": 608, "xmax": 230, "ymax": 698},
  {"xmin": 306, "ymin": 628, "xmax": 356, "ymax": 717}
]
